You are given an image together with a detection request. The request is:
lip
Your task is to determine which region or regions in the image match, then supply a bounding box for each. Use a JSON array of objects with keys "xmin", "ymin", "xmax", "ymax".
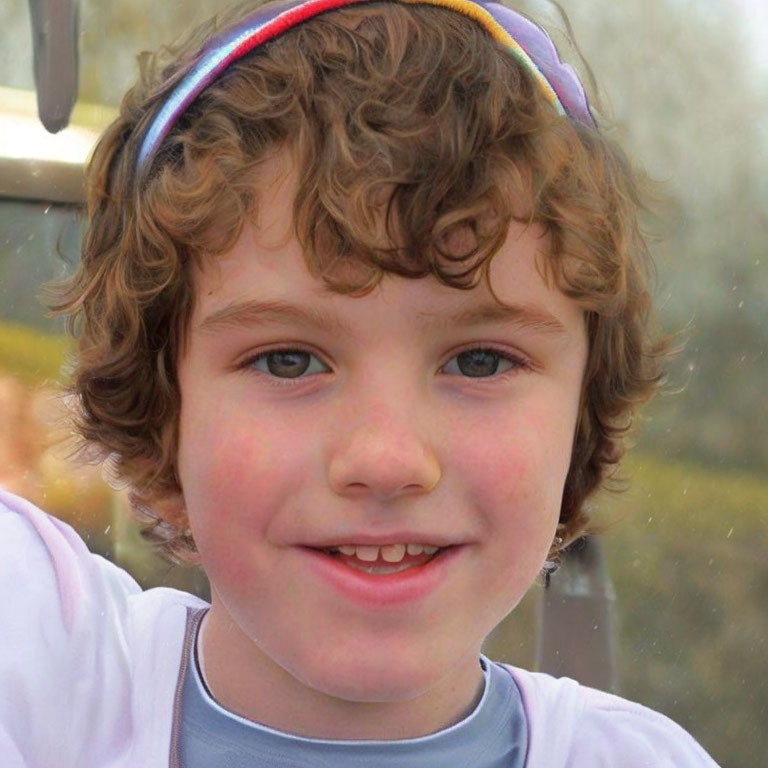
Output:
[{"xmin": 300, "ymin": 545, "xmax": 464, "ymax": 608}]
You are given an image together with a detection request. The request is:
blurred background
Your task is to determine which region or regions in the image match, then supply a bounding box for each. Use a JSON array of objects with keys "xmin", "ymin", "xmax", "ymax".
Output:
[{"xmin": 0, "ymin": 0, "xmax": 766, "ymax": 765}]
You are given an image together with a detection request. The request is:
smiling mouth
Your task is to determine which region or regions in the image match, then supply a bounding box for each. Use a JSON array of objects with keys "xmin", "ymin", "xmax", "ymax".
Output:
[{"xmin": 303, "ymin": 544, "xmax": 463, "ymax": 605}]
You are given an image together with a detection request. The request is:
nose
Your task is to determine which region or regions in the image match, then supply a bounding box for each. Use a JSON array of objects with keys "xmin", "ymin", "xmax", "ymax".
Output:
[{"xmin": 327, "ymin": 402, "xmax": 442, "ymax": 501}]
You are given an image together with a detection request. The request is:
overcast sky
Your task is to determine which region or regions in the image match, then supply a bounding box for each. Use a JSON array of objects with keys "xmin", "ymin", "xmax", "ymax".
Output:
[{"xmin": 735, "ymin": 0, "xmax": 768, "ymax": 69}]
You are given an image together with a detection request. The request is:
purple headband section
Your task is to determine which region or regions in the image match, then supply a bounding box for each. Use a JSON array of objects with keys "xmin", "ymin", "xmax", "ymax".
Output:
[
  {"xmin": 478, "ymin": 1, "xmax": 593, "ymax": 128},
  {"xmin": 136, "ymin": 0, "xmax": 595, "ymax": 172}
]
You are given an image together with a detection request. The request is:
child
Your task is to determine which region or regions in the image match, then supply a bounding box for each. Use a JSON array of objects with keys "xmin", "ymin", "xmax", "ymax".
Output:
[{"xmin": 0, "ymin": 0, "xmax": 721, "ymax": 765}]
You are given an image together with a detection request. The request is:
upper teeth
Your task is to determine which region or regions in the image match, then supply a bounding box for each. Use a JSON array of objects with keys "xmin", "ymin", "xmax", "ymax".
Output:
[{"xmin": 329, "ymin": 544, "xmax": 440, "ymax": 562}]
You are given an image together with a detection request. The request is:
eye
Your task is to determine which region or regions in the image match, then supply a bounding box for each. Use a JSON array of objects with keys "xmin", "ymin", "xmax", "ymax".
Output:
[
  {"xmin": 243, "ymin": 348, "xmax": 329, "ymax": 380},
  {"xmin": 441, "ymin": 347, "xmax": 531, "ymax": 379}
]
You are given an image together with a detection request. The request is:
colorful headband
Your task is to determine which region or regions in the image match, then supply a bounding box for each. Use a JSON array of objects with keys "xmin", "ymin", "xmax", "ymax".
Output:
[{"xmin": 136, "ymin": 0, "xmax": 595, "ymax": 172}]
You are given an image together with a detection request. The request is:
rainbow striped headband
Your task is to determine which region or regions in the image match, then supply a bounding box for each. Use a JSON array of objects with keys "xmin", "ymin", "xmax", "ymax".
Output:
[{"xmin": 137, "ymin": 0, "xmax": 595, "ymax": 172}]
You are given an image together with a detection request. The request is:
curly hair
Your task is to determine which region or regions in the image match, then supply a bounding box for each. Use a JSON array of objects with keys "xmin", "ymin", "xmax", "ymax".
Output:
[{"xmin": 49, "ymin": 0, "xmax": 670, "ymax": 566}]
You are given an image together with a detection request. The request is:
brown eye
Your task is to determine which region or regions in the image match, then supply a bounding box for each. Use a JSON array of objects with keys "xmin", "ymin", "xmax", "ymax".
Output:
[
  {"xmin": 246, "ymin": 349, "xmax": 328, "ymax": 379},
  {"xmin": 266, "ymin": 350, "xmax": 310, "ymax": 378},
  {"xmin": 443, "ymin": 348, "xmax": 529, "ymax": 379}
]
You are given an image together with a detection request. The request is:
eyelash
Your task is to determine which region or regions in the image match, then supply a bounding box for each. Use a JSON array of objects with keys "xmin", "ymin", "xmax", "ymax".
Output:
[{"xmin": 238, "ymin": 345, "xmax": 533, "ymax": 387}]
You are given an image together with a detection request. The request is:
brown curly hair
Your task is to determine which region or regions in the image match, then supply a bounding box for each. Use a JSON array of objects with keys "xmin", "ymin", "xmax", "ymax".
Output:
[{"xmin": 49, "ymin": 0, "xmax": 670, "ymax": 566}]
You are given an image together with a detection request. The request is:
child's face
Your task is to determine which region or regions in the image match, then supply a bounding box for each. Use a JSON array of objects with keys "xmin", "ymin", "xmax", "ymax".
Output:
[{"xmin": 174, "ymin": 149, "xmax": 588, "ymax": 736}]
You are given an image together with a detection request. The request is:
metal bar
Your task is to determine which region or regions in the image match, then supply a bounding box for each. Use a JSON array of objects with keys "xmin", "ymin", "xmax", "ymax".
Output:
[
  {"xmin": 27, "ymin": 0, "xmax": 80, "ymax": 133},
  {"xmin": 536, "ymin": 536, "xmax": 618, "ymax": 692}
]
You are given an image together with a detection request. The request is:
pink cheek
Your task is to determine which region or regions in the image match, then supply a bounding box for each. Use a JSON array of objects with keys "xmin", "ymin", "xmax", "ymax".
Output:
[
  {"xmin": 455, "ymin": 423, "xmax": 565, "ymax": 532},
  {"xmin": 196, "ymin": 417, "xmax": 289, "ymax": 483},
  {"xmin": 187, "ymin": 422, "xmax": 301, "ymax": 529},
  {"xmin": 456, "ymin": 427, "xmax": 536, "ymax": 488}
]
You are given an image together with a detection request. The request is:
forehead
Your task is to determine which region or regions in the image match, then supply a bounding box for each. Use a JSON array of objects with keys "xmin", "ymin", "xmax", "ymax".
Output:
[{"xmin": 189, "ymin": 150, "xmax": 583, "ymax": 339}]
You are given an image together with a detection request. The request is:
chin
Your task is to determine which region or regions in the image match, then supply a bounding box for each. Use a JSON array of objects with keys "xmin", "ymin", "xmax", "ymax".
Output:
[{"xmin": 292, "ymin": 649, "xmax": 442, "ymax": 703}]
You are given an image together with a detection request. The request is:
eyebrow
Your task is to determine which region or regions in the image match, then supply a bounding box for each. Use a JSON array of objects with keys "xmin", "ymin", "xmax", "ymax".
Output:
[{"xmin": 198, "ymin": 298, "xmax": 568, "ymax": 337}]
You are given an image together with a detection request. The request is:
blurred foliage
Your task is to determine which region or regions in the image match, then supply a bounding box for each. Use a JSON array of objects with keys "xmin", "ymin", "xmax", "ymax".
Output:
[
  {"xmin": 0, "ymin": 320, "xmax": 70, "ymax": 384},
  {"xmin": 554, "ymin": 0, "xmax": 768, "ymax": 477},
  {"xmin": 0, "ymin": 322, "xmax": 112, "ymax": 554},
  {"xmin": 601, "ymin": 452, "xmax": 768, "ymax": 768}
]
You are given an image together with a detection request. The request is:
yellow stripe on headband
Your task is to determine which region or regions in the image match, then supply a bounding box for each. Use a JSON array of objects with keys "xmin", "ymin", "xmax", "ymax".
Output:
[{"xmin": 400, "ymin": 0, "xmax": 565, "ymax": 116}]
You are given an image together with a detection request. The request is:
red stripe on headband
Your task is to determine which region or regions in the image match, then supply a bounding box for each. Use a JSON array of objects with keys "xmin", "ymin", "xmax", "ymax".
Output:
[{"xmin": 228, "ymin": 0, "xmax": 369, "ymax": 61}]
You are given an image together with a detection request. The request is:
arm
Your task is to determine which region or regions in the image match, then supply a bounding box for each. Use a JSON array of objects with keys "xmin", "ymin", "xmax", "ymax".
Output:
[{"xmin": 0, "ymin": 487, "xmax": 141, "ymax": 766}]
